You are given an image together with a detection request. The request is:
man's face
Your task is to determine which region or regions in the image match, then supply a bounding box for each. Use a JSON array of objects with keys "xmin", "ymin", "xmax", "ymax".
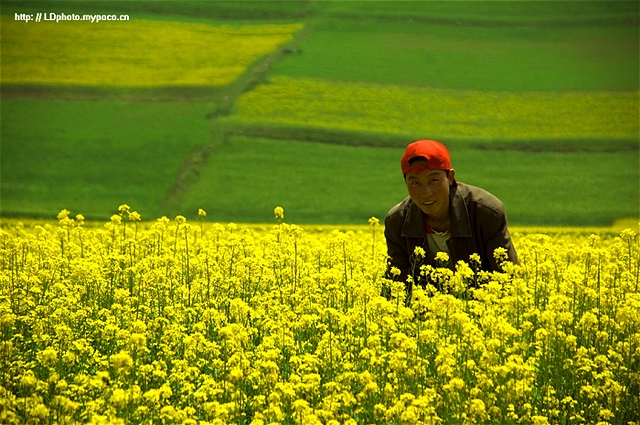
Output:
[{"xmin": 405, "ymin": 165, "xmax": 453, "ymax": 221}]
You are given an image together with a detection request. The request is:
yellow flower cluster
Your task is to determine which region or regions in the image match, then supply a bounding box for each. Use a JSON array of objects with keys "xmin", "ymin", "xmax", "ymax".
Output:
[
  {"xmin": 1, "ymin": 16, "xmax": 302, "ymax": 87},
  {"xmin": 0, "ymin": 210, "xmax": 638, "ymax": 424},
  {"xmin": 225, "ymin": 76, "xmax": 639, "ymax": 141}
]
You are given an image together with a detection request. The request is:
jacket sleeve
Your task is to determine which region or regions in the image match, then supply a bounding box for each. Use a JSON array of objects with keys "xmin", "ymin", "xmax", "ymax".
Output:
[
  {"xmin": 383, "ymin": 211, "xmax": 412, "ymax": 297},
  {"xmin": 482, "ymin": 204, "xmax": 519, "ymax": 271},
  {"xmin": 384, "ymin": 224, "xmax": 411, "ymax": 280}
]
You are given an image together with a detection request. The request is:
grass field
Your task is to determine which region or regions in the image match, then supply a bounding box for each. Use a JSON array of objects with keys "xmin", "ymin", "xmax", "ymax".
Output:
[
  {"xmin": 270, "ymin": 17, "xmax": 640, "ymax": 91},
  {"xmin": 313, "ymin": 0, "xmax": 639, "ymax": 25},
  {"xmin": 178, "ymin": 136, "xmax": 638, "ymax": 226},
  {"xmin": 0, "ymin": 0, "xmax": 638, "ymax": 226},
  {"xmin": 1, "ymin": 100, "xmax": 215, "ymax": 218}
]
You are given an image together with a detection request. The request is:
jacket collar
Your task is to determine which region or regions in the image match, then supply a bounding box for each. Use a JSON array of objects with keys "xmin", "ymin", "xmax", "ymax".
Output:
[
  {"xmin": 401, "ymin": 198, "xmax": 427, "ymax": 238},
  {"xmin": 401, "ymin": 184, "xmax": 473, "ymax": 238},
  {"xmin": 449, "ymin": 184, "xmax": 473, "ymax": 237}
]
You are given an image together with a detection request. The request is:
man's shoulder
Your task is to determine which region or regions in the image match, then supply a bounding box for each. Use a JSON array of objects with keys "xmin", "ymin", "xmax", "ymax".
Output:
[
  {"xmin": 456, "ymin": 182, "xmax": 506, "ymax": 214},
  {"xmin": 385, "ymin": 196, "xmax": 412, "ymax": 223}
]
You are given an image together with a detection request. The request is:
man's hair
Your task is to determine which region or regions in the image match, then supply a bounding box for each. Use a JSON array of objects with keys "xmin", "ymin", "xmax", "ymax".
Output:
[
  {"xmin": 406, "ymin": 157, "xmax": 452, "ymax": 179},
  {"xmin": 408, "ymin": 156, "xmax": 426, "ymax": 166}
]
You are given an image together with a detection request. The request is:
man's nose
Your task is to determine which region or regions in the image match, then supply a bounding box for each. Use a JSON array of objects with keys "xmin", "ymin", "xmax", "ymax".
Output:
[{"xmin": 419, "ymin": 184, "xmax": 432, "ymax": 197}]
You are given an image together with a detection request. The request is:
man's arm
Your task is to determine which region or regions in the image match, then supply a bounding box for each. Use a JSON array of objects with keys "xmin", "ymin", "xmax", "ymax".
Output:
[
  {"xmin": 383, "ymin": 215, "xmax": 412, "ymax": 299},
  {"xmin": 483, "ymin": 206, "xmax": 518, "ymax": 272},
  {"xmin": 385, "ymin": 228, "xmax": 411, "ymax": 279}
]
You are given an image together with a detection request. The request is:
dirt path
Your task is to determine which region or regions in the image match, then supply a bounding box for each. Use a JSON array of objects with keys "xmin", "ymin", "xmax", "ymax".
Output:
[{"xmin": 158, "ymin": 23, "xmax": 316, "ymax": 213}]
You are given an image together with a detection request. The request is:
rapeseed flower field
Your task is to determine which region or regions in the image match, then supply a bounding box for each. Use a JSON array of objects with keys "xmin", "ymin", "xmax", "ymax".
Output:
[
  {"xmin": 1, "ymin": 207, "xmax": 638, "ymax": 424},
  {"xmin": 225, "ymin": 76, "xmax": 639, "ymax": 141},
  {"xmin": 0, "ymin": 16, "xmax": 302, "ymax": 87}
]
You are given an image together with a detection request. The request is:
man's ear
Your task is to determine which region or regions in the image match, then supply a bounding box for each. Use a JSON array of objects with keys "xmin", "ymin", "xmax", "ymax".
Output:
[{"xmin": 448, "ymin": 169, "xmax": 456, "ymax": 182}]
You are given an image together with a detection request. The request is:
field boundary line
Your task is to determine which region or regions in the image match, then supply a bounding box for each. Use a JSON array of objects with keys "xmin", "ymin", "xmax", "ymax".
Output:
[
  {"xmin": 223, "ymin": 123, "xmax": 640, "ymax": 153},
  {"xmin": 159, "ymin": 22, "xmax": 315, "ymax": 213}
]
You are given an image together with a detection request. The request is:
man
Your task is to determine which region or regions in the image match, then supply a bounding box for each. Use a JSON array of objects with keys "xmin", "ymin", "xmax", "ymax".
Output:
[{"xmin": 384, "ymin": 139, "xmax": 518, "ymax": 300}]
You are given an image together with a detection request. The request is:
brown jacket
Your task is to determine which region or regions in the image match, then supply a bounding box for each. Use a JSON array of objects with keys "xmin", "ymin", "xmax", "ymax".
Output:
[{"xmin": 384, "ymin": 182, "xmax": 518, "ymax": 291}]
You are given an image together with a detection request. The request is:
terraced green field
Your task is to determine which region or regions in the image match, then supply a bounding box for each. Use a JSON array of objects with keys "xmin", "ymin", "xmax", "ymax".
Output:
[
  {"xmin": 224, "ymin": 76, "xmax": 638, "ymax": 143},
  {"xmin": 1, "ymin": 15, "xmax": 301, "ymax": 87},
  {"xmin": 1, "ymin": 0, "xmax": 638, "ymax": 225}
]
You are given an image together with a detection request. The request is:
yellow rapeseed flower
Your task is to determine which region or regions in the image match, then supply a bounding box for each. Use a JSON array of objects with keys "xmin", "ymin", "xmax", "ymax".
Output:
[
  {"xmin": 413, "ymin": 246, "xmax": 426, "ymax": 259},
  {"xmin": 57, "ymin": 209, "xmax": 70, "ymax": 220},
  {"xmin": 274, "ymin": 206, "xmax": 285, "ymax": 221},
  {"xmin": 111, "ymin": 350, "xmax": 134, "ymax": 374},
  {"xmin": 2, "ymin": 16, "xmax": 302, "ymax": 87},
  {"xmin": 435, "ymin": 251, "xmax": 449, "ymax": 264},
  {"xmin": 118, "ymin": 204, "xmax": 130, "ymax": 215},
  {"xmin": 2, "ymin": 211, "xmax": 638, "ymax": 423},
  {"xmin": 110, "ymin": 214, "xmax": 122, "ymax": 225},
  {"xmin": 38, "ymin": 347, "xmax": 58, "ymax": 367}
]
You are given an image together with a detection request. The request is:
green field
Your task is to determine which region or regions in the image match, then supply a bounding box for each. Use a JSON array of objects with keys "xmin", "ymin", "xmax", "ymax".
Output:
[
  {"xmin": 179, "ymin": 136, "xmax": 638, "ymax": 226},
  {"xmin": 1, "ymin": 0, "xmax": 638, "ymax": 225},
  {"xmin": 271, "ymin": 16, "xmax": 639, "ymax": 91},
  {"xmin": 1, "ymin": 100, "xmax": 215, "ymax": 218}
]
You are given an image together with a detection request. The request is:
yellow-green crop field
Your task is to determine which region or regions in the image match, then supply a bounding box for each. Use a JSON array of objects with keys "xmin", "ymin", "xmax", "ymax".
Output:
[
  {"xmin": 1, "ymin": 207, "xmax": 639, "ymax": 424},
  {"xmin": 0, "ymin": 16, "xmax": 302, "ymax": 87},
  {"xmin": 225, "ymin": 76, "xmax": 639, "ymax": 141}
]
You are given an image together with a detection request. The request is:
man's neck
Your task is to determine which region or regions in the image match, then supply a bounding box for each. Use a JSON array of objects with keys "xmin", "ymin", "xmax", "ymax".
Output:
[{"xmin": 424, "ymin": 214, "xmax": 451, "ymax": 233}]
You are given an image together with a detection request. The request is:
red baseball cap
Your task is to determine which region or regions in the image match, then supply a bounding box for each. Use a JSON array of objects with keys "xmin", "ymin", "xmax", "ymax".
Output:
[{"xmin": 401, "ymin": 139, "xmax": 452, "ymax": 175}]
